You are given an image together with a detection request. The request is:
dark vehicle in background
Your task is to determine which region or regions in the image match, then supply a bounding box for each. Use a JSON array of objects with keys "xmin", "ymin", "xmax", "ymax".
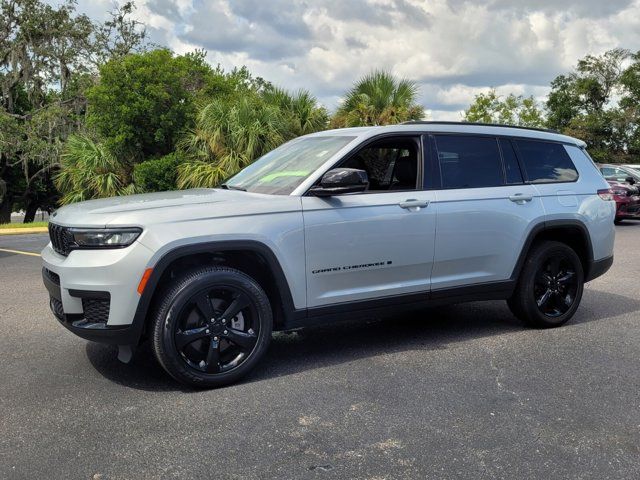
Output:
[{"xmin": 604, "ymin": 180, "xmax": 640, "ymax": 224}]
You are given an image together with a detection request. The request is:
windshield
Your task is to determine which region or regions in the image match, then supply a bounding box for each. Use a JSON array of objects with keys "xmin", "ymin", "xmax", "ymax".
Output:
[{"xmin": 224, "ymin": 136, "xmax": 356, "ymax": 195}]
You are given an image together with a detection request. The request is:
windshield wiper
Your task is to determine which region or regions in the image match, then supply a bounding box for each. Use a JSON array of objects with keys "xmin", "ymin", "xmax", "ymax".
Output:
[{"xmin": 219, "ymin": 184, "xmax": 247, "ymax": 191}]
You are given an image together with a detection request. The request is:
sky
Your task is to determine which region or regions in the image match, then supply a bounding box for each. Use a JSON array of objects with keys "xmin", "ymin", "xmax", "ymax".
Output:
[{"xmin": 75, "ymin": 0, "xmax": 640, "ymax": 120}]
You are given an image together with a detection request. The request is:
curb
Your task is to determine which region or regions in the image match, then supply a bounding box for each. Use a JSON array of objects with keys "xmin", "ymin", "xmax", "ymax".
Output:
[{"xmin": 0, "ymin": 227, "xmax": 48, "ymax": 235}]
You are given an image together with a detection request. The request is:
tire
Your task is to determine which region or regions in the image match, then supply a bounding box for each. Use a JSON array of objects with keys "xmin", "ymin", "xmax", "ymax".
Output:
[
  {"xmin": 507, "ymin": 241, "xmax": 584, "ymax": 328},
  {"xmin": 151, "ymin": 266, "xmax": 272, "ymax": 388},
  {"xmin": 614, "ymin": 219, "xmax": 623, "ymax": 225}
]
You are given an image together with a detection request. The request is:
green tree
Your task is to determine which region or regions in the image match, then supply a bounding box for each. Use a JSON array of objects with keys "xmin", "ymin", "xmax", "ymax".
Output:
[
  {"xmin": 262, "ymin": 87, "xmax": 328, "ymax": 136},
  {"xmin": 177, "ymin": 79, "xmax": 329, "ymax": 189},
  {"xmin": 331, "ymin": 70, "xmax": 424, "ymax": 127},
  {"xmin": 546, "ymin": 75, "xmax": 582, "ymax": 131},
  {"xmin": 574, "ymin": 48, "xmax": 629, "ymax": 113},
  {"xmin": 620, "ymin": 50, "xmax": 640, "ymax": 158},
  {"xmin": 86, "ymin": 49, "xmax": 219, "ymax": 160},
  {"xmin": 463, "ymin": 89, "xmax": 545, "ymax": 128},
  {"xmin": 177, "ymin": 96, "xmax": 287, "ymax": 188},
  {"xmin": 91, "ymin": 2, "xmax": 147, "ymax": 66},
  {"xmin": 547, "ymin": 48, "xmax": 637, "ymax": 163},
  {"xmin": 0, "ymin": 0, "xmax": 146, "ymax": 222},
  {"xmin": 55, "ymin": 134, "xmax": 133, "ymax": 204},
  {"xmin": 133, "ymin": 152, "xmax": 183, "ymax": 193}
]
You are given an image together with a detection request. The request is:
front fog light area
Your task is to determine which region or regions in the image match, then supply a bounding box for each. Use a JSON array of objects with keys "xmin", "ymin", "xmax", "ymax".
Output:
[{"xmin": 71, "ymin": 228, "xmax": 141, "ymax": 248}]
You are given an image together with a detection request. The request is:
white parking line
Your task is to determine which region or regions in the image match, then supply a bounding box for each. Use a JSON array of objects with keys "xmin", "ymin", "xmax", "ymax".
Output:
[{"xmin": 0, "ymin": 248, "xmax": 41, "ymax": 257}]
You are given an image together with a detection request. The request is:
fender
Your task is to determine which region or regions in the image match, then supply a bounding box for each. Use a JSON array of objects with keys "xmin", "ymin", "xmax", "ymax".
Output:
[
  {"xmin": 510, "ymin": 219, "xmax": 595, "ymax": 282},
  {"xmin": 128, "ymin": 240, "xmax": 300, "ymax": 344}
]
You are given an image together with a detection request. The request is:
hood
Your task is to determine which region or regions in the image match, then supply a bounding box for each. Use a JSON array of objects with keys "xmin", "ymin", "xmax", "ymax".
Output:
[{"xmin": 50, "ymin": 188, "xmax": 300, "ymax": 227}]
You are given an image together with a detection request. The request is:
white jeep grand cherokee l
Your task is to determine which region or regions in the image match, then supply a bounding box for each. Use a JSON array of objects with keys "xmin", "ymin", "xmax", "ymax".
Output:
[{"xmin": 43, "ymin": 122, "xmax": 615, "ymax": 387}]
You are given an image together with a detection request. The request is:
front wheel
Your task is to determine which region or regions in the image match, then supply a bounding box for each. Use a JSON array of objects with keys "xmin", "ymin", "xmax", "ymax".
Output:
[
  {"xmin": 508, "ymin": 241, "xmax": 584, "ymax": 328},
  {"xmin": 151, "ymin": 266, "xmax": 272, "ymax": 388}
]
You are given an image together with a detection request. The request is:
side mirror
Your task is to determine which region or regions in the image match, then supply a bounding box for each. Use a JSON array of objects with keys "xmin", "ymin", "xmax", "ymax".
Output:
[
  {"xmin": 309, "ymin": 168, "xmax": 369, "ymax": 197},
  {"xmin": 625, "ymin": 176, "xmax": 636, "ymax": 185}
]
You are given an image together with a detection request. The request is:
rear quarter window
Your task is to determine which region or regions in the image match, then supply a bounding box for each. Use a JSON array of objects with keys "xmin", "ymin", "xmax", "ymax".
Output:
[{"xmin": 515, "ymin": 139, "xmax": 578, "ymax": 183}]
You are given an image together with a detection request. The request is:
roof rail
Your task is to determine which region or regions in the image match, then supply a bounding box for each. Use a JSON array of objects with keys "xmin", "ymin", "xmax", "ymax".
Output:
[{"xmin": 402, "ymin": 121, "xmax": 560, "ymax": 135}]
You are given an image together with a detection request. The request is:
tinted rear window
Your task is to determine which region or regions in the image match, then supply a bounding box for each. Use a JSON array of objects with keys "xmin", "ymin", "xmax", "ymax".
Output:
[
  {"xmin": 515, "ymin": 140, "xmax": 578, "ymax": 183},
  {"xmin": 435, "ymin": 135, "xmax": 504, "ymax": 189}
]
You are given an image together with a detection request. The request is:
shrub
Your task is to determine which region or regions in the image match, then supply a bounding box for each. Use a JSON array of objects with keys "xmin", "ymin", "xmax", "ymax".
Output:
[{"xmin": 133, "ymin": 153, "xmax": 183, "ymax": 192}]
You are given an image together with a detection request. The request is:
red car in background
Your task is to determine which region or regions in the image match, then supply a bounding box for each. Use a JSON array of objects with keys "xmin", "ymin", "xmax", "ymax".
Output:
[{"xmin": 604, "ymin": 180, "xmax": 640, "ymax": 224}]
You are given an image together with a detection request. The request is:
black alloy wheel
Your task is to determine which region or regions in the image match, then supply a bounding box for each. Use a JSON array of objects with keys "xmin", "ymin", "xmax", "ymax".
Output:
[
  {"xmin": 174, "ymin": 286, "xmax": 259, "ymax": 374},
  {"xmin": 151, "ymin": 266, "xmax": 272, "ymax": 388},
  {"xmin": 508, "ymin": 241, "xmax": 584, "ymax": 328},
  {"xmin": 533, "ymin": 255, "xmax": 579, "ymax": 318}
]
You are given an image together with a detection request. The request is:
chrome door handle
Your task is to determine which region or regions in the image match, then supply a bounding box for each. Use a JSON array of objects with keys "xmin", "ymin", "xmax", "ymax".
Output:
[
  {"xmin": 399, "ymin": 199, "xmax": 430, "ymax": 209},
  {"xmin": 509, "ymin": 194, "xmax": 533, "ymax": 204}
]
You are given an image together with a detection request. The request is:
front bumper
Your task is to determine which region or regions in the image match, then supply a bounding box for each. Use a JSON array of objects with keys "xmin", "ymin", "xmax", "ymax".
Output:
[
  {"xmin": 43, "ymin": 267, "xmax": 142, "ymax": 345},
  {"xmin": 41, "ymin": 240, "xmax": 154, "ymax": 345}
]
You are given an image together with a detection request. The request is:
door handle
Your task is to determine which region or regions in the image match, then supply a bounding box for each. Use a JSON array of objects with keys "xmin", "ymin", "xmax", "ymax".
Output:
[
  {"xmin": 399, "ymin": 199, "xmax": 430, "ymax": 209},
  {"xmin": 508, "ymin": 194, "xmax": 533, "ymax": 204}
]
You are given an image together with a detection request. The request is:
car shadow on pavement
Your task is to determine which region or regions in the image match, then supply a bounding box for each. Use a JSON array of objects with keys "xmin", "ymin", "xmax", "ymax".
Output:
[{"xmin": 85, "ymin": 288, "xmax": 640, "ymax": 392}]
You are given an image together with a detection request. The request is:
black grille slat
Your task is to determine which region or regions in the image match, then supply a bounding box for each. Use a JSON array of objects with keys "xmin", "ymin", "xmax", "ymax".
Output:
[
  {"xmin": 43, "ymin": 268, "xmax": 60, "ymax": 285},
  {"xmin": 49, "ymin": 223, "xmax": 73, "ymax": 256},
  {"xmin": 50, "ymin": 298, "xmax": 64, "ymax": 320},
  {"xmin": 82, "ymin": 298, "xmax": 110, "ymax": 323}
]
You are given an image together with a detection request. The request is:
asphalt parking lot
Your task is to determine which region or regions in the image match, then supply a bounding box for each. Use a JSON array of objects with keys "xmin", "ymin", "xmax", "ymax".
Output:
[{"xmin": 1, "ymin": 228, "xmax": 639, "ymax": 479}]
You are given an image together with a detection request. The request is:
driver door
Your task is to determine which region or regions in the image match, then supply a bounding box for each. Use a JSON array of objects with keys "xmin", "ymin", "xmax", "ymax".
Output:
[{"xmin": 301, "ymin": 136, "xmax": 437, "ymax": 308}]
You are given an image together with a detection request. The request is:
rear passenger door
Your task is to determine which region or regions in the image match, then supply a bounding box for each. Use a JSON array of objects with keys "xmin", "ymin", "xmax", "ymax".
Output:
[{"xmin": 430, "ymin": 135, "xmax": 543, "ymax": 291}]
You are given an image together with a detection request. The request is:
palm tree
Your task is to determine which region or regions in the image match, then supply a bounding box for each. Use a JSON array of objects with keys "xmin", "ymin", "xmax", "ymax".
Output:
[
  {"xmin": 177, "ymin": 97, "xmax": 288, "ymax": 188},
  {"xmin": 262, "ymin": 87, "xmax": 329, "ymax": 136},
  {"xmin": 55, "ymin": 134, "xmax": 133, "ymax": 204},
  {"xmin": 332, "ymin": 70, "xmax": 424, "ymax": 127}
]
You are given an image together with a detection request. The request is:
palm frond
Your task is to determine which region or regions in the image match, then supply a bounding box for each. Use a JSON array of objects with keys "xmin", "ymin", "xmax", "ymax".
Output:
[{"xmin": 334, "ymin": 70, "xmax": 424, "ymax": 126}]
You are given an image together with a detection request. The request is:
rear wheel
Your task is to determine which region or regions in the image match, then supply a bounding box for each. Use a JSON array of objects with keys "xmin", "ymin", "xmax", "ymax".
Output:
[
  {"xmin": 151, "ymin": 266, "xmax": 272, "ymax": 388},
  {"xmin": 508, "ymin": 241, "xmax": 584, "ymax": 328}
]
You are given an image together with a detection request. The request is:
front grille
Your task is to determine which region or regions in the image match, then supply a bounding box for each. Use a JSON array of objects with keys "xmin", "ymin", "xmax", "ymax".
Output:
[
  {"xmin": 48, "ymin": 223, "xmax": 74, "ymax": 256},
  {"xmin": 82, "ymin": 297, "xmax": 110, "ymax": 323}
]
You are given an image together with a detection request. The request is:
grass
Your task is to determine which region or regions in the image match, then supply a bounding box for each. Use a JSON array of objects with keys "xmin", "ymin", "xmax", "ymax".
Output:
[{"xmin": 0, "ymin": 221, "xmax": 48, "ymax": 230}]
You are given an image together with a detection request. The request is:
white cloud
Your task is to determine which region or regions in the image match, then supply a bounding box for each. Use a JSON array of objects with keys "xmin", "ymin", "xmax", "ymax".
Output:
[{"xmin": 76, "ymin": 0, "xmax": 640, "ymax": 116}]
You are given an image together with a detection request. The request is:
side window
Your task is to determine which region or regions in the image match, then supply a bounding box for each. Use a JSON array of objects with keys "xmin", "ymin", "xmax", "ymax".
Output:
[
  {"xmin": 515, "ymin": 140, "xmax": 578, "ymax": 183},
  {"xmin": 435, "ymin": 135, "xmax": 504, "ymax": 189},
  {"xmin": 601, "ymin": 167, "xmax": 616, "ymax": 177},
  {"xmin": 499, "ymin": 139, "xmax": 524, "ymax": 184},
  {"xmin": 341, "ymin": 138, "xmax": 419, "ymax": 191}
]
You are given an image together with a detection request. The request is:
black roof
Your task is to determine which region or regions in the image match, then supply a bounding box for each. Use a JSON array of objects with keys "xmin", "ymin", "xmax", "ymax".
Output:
[{"xmin": 402, "ymin": 121, "xmax": 560, "ymax": 135}]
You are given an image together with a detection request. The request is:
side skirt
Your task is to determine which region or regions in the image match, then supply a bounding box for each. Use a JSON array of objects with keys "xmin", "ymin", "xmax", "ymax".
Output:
[{"xmin": 280, "ymin": 280, "xmax": 515, "ymax": 330}]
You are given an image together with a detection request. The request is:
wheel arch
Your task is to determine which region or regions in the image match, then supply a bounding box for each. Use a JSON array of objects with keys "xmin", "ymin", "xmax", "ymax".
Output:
[
  {"xmin": 131, "ymin": 240, "xmax": 299, "ymax": 343},
  {"xmin": 511, "ymin": 219, "xmax": 594, "ymax": 282}
]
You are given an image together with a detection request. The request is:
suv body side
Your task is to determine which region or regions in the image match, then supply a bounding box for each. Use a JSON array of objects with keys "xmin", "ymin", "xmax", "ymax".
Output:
[
  {"xmin": 42, "ymin": 124, "xmax": 615, "ymax": 347},
  {"xmin": 301, "ymin": 130, "xmax": 614, "ymax": 310}
]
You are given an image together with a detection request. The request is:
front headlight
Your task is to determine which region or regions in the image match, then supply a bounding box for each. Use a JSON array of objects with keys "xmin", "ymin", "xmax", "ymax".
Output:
[{"xmin": 70, "ymin": 228, "xmax": 142, "ymax": 249}]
